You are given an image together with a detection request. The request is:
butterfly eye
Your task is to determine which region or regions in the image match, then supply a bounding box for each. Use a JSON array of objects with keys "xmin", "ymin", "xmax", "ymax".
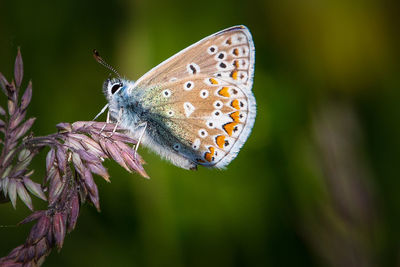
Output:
[{"xmin": 110, "ymin": 83, "xmax": 122, "ymax": 95}]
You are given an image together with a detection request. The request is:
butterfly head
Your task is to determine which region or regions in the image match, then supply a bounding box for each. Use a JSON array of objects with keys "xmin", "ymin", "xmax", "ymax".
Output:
[
  {"xmin": 102, "ymin": 78, "xmax": 130, "ymax": 117},
  {"xmin": 103, "ymin": 78, "xmax": 124, "ymax": 99},
  {"xmin": 102, "ymin": 77, "xmax": 140, "ymax": 124}
]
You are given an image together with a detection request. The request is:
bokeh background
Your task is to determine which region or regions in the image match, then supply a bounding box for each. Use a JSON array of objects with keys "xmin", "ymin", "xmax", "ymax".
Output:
[{"xmin": 0, "ymin": 0, "xmax": 399, "ymax": 266}]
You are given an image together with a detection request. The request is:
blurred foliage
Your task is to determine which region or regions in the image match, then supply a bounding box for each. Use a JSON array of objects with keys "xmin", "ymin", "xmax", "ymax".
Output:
[{"xmin": 0, "ymin": 0, "xmax": 399, "ymax": 266}]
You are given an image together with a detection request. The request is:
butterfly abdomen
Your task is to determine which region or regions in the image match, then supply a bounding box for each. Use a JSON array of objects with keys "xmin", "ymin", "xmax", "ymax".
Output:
[{"xmin": 140, "ymin": 120, "xmax": 198, "ymax": 170}]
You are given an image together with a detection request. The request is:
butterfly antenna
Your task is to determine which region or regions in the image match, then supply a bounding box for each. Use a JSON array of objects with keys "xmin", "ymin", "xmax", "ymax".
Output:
[{"xmin": 93, "ymin": 49, "xmax": 122, "ymax": 79}]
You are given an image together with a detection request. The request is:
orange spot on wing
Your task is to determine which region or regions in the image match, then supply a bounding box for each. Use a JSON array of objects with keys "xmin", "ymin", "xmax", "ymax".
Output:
[
  {"xmin": 230, "ymin": 70, "xmax": 238, "ymax": 80},
  {"xmin": 230, "ymin": 111, "xmax": 240, "ymax": 122},
  {"xmin": 233, "ymin": 48, "xmax": 239, "ymax": 56},
  {"xmin": 215, "ymin": 135, "xmax": 226, "ymax": 149},
  {"xmin": 223, "ymin": 122, "xmax": 238, "ymax": 136},
  {"xmin": 218, "ymin": 87, "xmax": 230, "ymax": 97},
  {"xmin": 209, "ymin": 78, "xmax": 218, "ymax": 84},
  {"xmin": 196, "ymin": 158, "xmax": 206, "ymax": 163},
  {"xmin": 233, "ymin": 60, "xmax": 239, "ymax": 68},
  {"xmin": 204, "ymin": 146, "xmax": 215, "ymax": 162},
  {"xmin": 231, "ymin": 99, "xmax": 240, "ymax": 110}
]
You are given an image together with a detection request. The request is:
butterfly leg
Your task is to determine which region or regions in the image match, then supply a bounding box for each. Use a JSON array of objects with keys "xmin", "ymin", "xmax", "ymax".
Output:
[
  {"xmin": 99, "ymin": 111, "xmax": 111, "ymax": 135},
  {"xmin": 135, "ymin": 122, "xmax": 147, "ymax": 154},
  {"xmin": 93, "ymin": 103, "xmax": 109, "ymax": 121},
  {"xmin": 106, "ymin": 110, "xmax": 111, "ymax": 123},
  {"xmin": 110, "ymin": 108, "xmax": 123, "ymax": 136}
]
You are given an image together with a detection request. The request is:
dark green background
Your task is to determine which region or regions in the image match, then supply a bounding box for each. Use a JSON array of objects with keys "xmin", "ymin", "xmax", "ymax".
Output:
[{"xmin": 1, "ymin": 0, "xmax": 399, "ymax": 266}]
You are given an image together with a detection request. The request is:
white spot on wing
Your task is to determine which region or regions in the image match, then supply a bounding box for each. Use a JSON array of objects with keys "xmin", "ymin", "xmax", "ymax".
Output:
[
  {"xmin": 212, "ymin": 147, "xmax": 224, "ymax": 161},
  {"xmin": 214, "ymin": 52, "xmax": 226, "ymax": 61},
  {"xmin": 192, "ymin": 138, "xmax": 201, "ymax": 150},
  {"xmin": 213, "ymin": 100, "xmax": 223, "ymax": 109},
  {"xmin": 233, "ymin": 33, "xmax": 247, "ymax": 44},
  {"xmin": 231, "ymin": 124, "xmax": 243, "ymax": 138},
  {"xmin": 167, "ymin": 110, "xmax": 174, "ymax": 117},
  {"xmin": 198, "ymin": 129, "xmax": 208, "ymax": 138},
  {"xmin": 214, "ymin": 72, "xmax": 231, "ymax": 80},
  {"xmin": 162, "ymin": 89, "xmax": 171, "ymax": 98},
  {"xmin": 237, "ymin": 46, "xmax": 249, "ymax": 57},
  {"xmin": 228, "ymin": 87, "xmax": 245, "ymax": 97},
  {"xmin": 237, "ymin": 71, "xmax": 248, "ymax": 83},
  {"xmin": 238, "ymin": 112, "xmax": 246, "ymax": 122},
  {"xmin": 200, "ymin": 89, "xmax": 209, "ymax": 99},
  {"xmin": 187, "ymin": 63, "xmax": 200, "ymax": 75},
  {"xmin": 216, "ymin": 61, "xmax": 232, "ymax": 71},
  {"xmin": 222, "ymin": 136, "xmax": 234, "ymax": 150},
  {"xmin": 184, "ymin": 102, "xmax": 195, "ymax": 117},
  {"xmin": 184, "ymin": 81, "xmax": 194, "ymax": 91},
  {"xmin": 212, "ymin": 110, "xmax": 222, "ymax": 118},
  {"xmin": 206, "ymin": 120, "xmax": 215, "ymax": 129},
  {"xmin": 208, "ymin": 45, "xmax": 218, "ymax": 55},
  {"xmin": 173, "ymin": 143, "xmax": 181, "ymax": 151}
]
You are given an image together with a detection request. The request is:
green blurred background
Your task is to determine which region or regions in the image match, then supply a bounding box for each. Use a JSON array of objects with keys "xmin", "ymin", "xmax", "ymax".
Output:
[{"xmin": 0, "ymin": 0, "xmax": 399, "ymax": 266}]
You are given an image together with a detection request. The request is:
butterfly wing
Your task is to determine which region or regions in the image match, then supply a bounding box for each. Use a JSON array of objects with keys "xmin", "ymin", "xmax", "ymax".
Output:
[{"xmin": 132, "ymin": 25, "xmax": 256, "ymax": 168}]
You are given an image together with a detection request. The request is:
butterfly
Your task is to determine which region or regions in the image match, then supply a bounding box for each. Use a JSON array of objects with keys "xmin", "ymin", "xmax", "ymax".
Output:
[{"xmin": 95, "ymin": 25, "xmax": 256, "ymax": 170}]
